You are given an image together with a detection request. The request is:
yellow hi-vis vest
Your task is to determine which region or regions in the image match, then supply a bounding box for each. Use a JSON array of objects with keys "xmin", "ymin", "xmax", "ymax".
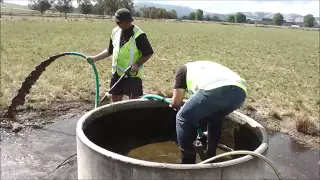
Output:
[
  {"xmin": 111, "ymin": 25, "xmax": 144, "ymax": 78},
  {"xmin": 185, "ymin": 61, "xmax": 248, "ymax": 95}
]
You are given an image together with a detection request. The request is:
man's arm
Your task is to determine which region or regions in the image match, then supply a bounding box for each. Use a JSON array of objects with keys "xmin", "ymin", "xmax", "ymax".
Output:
[
  {"xmin": 134, "ymin": 33, "xmax": 154, "ymax": 68},
  {"xmin": 169, "ymin": 65, "xmax": 187, "ymax": 110},
  {"xmin": 170, "ymin": 88, "xmax": 186, "ymax": 110},
  {"xmin": 91, "ymin": 49, "xmax": 111, "ymax": 62},
  {"xmin": 90, "ymin": 38, "xmax": 113, "ymax": 62},
  {"xmin": 136, "ymin": 54, "xmax": 152, "ymax": 66}
]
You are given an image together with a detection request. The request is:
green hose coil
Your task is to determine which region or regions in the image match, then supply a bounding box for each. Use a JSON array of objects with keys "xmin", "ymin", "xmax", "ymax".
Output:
[{"xmin": 64, "ymin": 52, "xmax": 100, "ymax": 108}]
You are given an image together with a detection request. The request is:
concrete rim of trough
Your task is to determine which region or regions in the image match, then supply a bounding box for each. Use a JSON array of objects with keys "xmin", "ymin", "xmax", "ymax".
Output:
[{"xmin": 76, "ymin": 98, "xmax": 269, "ymax": 169}]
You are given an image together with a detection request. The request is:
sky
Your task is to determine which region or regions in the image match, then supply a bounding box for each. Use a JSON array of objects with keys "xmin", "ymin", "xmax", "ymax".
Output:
[{"xmin": 4, "ymin": 0, "xmax": 320, "ymax": 17}]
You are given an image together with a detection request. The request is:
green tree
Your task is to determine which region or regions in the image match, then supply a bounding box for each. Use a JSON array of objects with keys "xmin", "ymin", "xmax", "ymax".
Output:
[
  {"xmin": 139, "ymin": 7, "xmax": 149, "ymax": 18},
  {"xmin": 156, "ymin": 8, "xmax": 167, "ymax": 19},
  {"xmin": 118, "ymin": 0, "xmax": 134, "ymax": 14},
  {"xmin": 28, "ymin": 0, "xmax": 53, "ymax": 18},
  {"xmin": 273, "ymin": 13, "xmax": 284, "ymax": 26},
  {"xmin": 149, "ymin": 7, "xmax": 157, "ymax": 19},
  {"xmin": 235, "ymin": 12, "xmax": 246, "ymax": 23},
  {"xmin": 304, "ymin": 14, "xmax": 315, "ymax": 27},
  {"xmin": 92, "ymin": 0, "xmax": 107, "ymax": 18},
  {"xmin": 189, "ymin": 12, "xmax": 195, "ymax": 20},
  {"xmin": 195, "ymin": 9, "xmax": 203, "ymax": 21},
  {"xmin": 105, "ymin": 0, "xmax": 119, "ymax": 16},
  {"xmin": 168, "ymin": 9, "xmax": 177, "ymax": 19},
  {"xmin": 139, "ymin": 7, "xmax": 176, "ymax": 19},
  {"xmin": 212, "ymin": 16, "xmax": 221, "ymax": 22},
  {"xmin": 227, "ymin": 14, "xmax": 235, "ymax": 23},
  {"xmin": 105, "ymin": 0, "xmax": 134, "ymax": 17},
  {"xmin": 205, "ymin": 15, "xmax": 211, "ymax": 21},
  {"xmin": 78, "ymin": 0, "xmax": 93, "ymax": 18},
  {"xmin": 55, "ymin": 0, "xmax": 73, "ymax": 19}
]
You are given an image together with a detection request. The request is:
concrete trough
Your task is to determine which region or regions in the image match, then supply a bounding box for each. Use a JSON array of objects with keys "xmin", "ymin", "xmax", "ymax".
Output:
[{"xmin": 76, "ymin": 99, "xmax": 269, "ymax": 179}]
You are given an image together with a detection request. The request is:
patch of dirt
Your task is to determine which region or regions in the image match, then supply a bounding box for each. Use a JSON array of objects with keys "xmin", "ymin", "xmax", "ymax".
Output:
[
  {"xmin": 280, "ymin": 118, "xmax": 320, "ymax": 148},
  {"xmin": 0, "ymin": 100, "xmax": 93, "ymax": 133},
  {"xmin": 1, "ymin": 96, "xmax": 319, "ymax": 149},
  {"xmin": 240, "ymin": 105, "xmax": 320, "ymax": 149}
]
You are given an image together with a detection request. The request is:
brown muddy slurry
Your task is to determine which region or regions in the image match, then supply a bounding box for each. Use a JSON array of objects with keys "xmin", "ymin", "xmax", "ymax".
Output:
[
  {"xmin": 1, "ymin": 107, "xmax": 319, "ymax": 180},
  {"xmin": 127, "ymin": 141, "xmax": 228, "ymax": 164}
]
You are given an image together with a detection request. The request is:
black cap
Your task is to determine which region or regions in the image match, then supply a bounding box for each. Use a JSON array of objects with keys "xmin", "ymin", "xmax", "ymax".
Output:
[{"xmin": 113, "ymin": 8, "xmax": 133, "ymax": 22}]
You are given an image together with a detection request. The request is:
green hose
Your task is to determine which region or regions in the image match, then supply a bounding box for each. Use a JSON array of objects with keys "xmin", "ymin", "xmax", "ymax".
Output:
[
  {"xmin": 198, "ymin": 150, "xmax": 282, "ymax": 180},
  {"xmin": 64, "ymin": 52, "xmax": 100, "ymax": 108},
  {"xmin": 141, "ymin": 94, "xmax": 171, "ymax": 104},
  {"xmin": 141, "ymin": 94, "xmax": 203, "ymax": 137}
]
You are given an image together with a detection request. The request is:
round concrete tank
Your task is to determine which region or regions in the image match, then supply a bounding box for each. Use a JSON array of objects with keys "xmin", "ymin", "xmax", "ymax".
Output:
[{"xmin": 76, "ymin": 99, "xmax": 269, "ymax": 180}]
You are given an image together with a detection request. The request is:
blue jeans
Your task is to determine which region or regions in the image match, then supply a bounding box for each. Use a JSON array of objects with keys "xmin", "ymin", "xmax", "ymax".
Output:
[{"xmin": 176, "ymin": 85, "xmax": 246, "ymax": 157}]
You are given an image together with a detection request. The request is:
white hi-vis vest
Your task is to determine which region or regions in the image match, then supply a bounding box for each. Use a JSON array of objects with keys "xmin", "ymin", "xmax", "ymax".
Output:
[
  {"xmin": 185, "ymin": 61, "xmax": 248, "ymax": 95},
  {"xmin": 111, "ymin": 25, "xmax": 144, "ymax": 78}
]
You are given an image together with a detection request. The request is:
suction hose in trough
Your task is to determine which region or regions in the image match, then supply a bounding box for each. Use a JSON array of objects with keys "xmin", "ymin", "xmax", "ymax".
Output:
[
  {"xmin": 4, "ymin": 52, "xmax": 100, "ymax": 118},
  {"xmin": 141, "ymin": 94, "xmax": 282, "ymax": 180},
  {"xmin": 141, "ymin": 94, "xmax": 204, "ymax": 137}
]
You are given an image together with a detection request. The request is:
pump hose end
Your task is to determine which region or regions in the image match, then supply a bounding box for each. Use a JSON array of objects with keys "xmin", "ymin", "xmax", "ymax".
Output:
[{"xmin": 198, "ymin": 150, "xmax": 282, "ymax": 180}]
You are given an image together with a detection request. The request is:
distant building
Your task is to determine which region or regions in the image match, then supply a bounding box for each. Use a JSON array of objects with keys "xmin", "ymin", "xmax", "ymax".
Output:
[
  {"xmin": 259, "ymin": 18, "xmax": 273, "ymax": 25},
  {"xmin": 295, "ymin": 18, "xmax": 304, "ymax": 23},
  {"xmin": 283, "ymin": 21, "xmax": 295, "ymax": 26},
  {"xmin": 314, "ymin": 20, "xmax": 320, "ymax": 28},
  {"xmin": 246, "ymin": 19, "xmax": 254, "ymax": 24}
]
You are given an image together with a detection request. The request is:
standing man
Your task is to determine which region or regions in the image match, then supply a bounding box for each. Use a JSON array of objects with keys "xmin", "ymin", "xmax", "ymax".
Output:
[
  {"xmin": 89, "ymin": 8, "xmax": 154, "ymax": 102},
  {"xmin": 169, "ymin": 60, "xmax": 247, "ymax": 164}
]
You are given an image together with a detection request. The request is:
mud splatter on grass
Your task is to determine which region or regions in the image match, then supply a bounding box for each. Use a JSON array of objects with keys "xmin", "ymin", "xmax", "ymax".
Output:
[{"xmin": 0, "ymin": 100, "xmax": 92, "ymax": 133}]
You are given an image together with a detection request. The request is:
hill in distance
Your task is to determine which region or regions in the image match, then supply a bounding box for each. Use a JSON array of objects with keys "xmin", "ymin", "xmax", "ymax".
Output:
[
  {"xmin": 134, "ymin": 2, "xmax": 319, "ymax": 22},
  {"xmin": 2, "ymin": 1, "xmax": 318, "ymax": 22},
  {"xmin": 0, "ymin": 2, "xmax": 36, "ymax": 13}
]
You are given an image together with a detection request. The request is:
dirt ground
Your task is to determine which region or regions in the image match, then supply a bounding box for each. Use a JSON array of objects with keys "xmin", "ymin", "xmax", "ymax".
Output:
[
  {"xmin": 239, "ymin": 105, "xmax": 320, "ymax": 149},
  {"xmin": 0, "ymin": 99, "xmax": 319, "ymax": 149},
  {"xmin": 0, "ymin": 100, "xmax": 93, "ymax": 133}
]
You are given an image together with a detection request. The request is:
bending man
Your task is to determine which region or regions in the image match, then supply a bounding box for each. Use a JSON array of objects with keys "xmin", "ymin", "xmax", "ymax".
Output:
[
  {"xmin": 89, "ymin": 8, "xmax": 154, "ymax": 102},
  {"xmin": 169, "ymin": 60, "xmax": 247, "ymax": 164}
]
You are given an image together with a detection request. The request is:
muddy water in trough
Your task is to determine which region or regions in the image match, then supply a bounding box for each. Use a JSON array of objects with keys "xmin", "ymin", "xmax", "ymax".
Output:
[
  {"xmin": 107, "ymin": 138, "xmax": 229, "ymax": 164},
  {"xmin": 1, "ymin": 115, "xmax": 319, "ymax": 180}
]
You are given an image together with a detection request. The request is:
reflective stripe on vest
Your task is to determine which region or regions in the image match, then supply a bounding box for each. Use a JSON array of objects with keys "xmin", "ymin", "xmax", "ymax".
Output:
[
  {"xmin": 185, "ymin": 61, "xmax": 248, "ymax": 95},
  {"xmin": 111, "ymin": 25, "xmax": 144, "ymax": 77}
]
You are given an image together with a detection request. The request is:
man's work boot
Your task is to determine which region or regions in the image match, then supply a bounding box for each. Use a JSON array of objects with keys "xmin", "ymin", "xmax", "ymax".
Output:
[
  {"xmin": 180, "ymin": 149, "xmax": 196, "ymax": 164},
  {"xmin": 193, "ymin": 138, "xmax": 207, "ymax": 161},
  {"xmin": 206, "ymin": 143, "xmax": 218, "ymax": 159}
]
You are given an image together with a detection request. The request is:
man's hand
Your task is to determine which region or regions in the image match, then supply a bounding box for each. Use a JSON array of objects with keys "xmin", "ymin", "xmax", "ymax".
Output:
[
  {"xmin": 87, "ymin": 49, "xmax": 111, "ymax": 64},
  {"xmin": 87, "ymin": 56, "xmax": 96, "ymax": 63},
  {"xmin": 169, "ymin": 103, "xmax": 180, "ymax": 111},
  {"xmin": 169, "ymin": 88, "xmax": 185, "ymax": 110},
  {"xmin": 131, "ymin": 63, "xmax": 139, "ymax": 72}
]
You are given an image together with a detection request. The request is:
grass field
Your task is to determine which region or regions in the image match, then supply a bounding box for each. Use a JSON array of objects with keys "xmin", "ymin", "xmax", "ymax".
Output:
[{"xmin": 1, "ymin": 17, "xmax": 319, "ymax": 145}]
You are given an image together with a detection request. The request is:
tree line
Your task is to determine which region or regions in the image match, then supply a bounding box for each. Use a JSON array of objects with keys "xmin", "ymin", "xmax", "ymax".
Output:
[
  {"xmin": 21, "ymin": 0, "xmax": 319, "ymax": 27},
  {"xmin": 27, "ymin": 0, "xmax": 134, "ymax": 19},
  {"xmin": 186, "ymin": 10, "xmax": 316, "ymax": 27},
  {"xmin": 139, "ymin": 7, "xmax": 177, "ymax": 19},
  {"xmin": 225, "ymin": 12, "xmax": 316, "ymax": 27}
]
